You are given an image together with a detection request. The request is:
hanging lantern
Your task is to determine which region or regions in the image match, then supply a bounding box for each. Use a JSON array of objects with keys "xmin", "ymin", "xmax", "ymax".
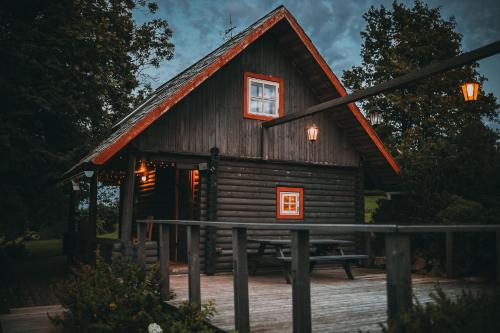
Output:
[
  {"xmin": 306, "ymin": 123, "xmax": 319, "ymax": 142},
  {"xmin": 460, "ymin": 82, "xmax": 479, "ymax": 102}
]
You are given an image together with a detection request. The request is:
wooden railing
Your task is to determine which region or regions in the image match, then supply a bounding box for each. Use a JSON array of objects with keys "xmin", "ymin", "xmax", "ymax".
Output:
[{"xmin": 135, "ymin": 220, "xmax": 500, "ymax": 333}]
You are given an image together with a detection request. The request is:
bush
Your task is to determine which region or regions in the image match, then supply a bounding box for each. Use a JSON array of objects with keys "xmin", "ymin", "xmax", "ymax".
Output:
[
  {"xmin": 51, "ymin": 252, "xmax": 215, "ymax": 333},
  {"xmin": 381, "ymin": 286, "xmax": 500, "ymax": 333}
]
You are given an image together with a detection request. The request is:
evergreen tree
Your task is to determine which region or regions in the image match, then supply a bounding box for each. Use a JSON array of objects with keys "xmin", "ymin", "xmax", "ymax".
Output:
[{"xmin": 342, "ymin": 0, "xmax": 500, "ymax": 223}]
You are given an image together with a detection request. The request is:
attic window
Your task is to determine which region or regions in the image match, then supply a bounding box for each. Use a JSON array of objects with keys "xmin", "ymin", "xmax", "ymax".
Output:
[
  {"xmin": 276, "ymin": 187, "xmax": 303, "ymax": 220},
  {"xmin": 244, "ymin": 72, "xmax": 284, "ymax": 120}
]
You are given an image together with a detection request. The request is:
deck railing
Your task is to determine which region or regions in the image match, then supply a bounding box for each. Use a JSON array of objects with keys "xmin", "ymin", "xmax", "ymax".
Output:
[{"xmin": 135, "ymin": 220, "xmax": 500, "ymax": 333}]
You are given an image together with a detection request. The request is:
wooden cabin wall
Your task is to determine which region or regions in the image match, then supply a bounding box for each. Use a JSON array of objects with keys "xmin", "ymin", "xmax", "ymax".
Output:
[
  {"xmin": 207, "ymin": 159, "xmax": 363, "ymax": 271},
  {"xmin": 133, "ymin": 32, "xmax": 359, "ymax": 167}
]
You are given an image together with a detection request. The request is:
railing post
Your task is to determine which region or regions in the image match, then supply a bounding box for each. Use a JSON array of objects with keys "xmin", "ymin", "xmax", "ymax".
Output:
[
  {"xmin": 159, "ymin": 224, "xmax": 170, "ymax": 300},
  {"xmin": 137, "ymin": 222, "xmax": 146, "ymax": 266},
  {"xmin": 232, "ymin": 228, "xmax": 250, "ymax": 333},
  {"xmin": 496, "ymin": 231, "xmax": 500, "ymax": 285},
  {"xmin": 188, "ymin": 225, "xmax": 201, "ymax": 307},
  {"xmin": 446, "ymin": 232, "xmax": 455, "ymax": 278},
  {"xmin": 291, "ymin": 229, "xmax": 311, "ymax": 333},
  {"xmin": 385, "ymin": 234, "xmax": 412, "ymax": 332}
]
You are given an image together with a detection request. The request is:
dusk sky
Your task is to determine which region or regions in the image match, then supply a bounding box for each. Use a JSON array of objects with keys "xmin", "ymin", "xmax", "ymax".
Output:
[{"xmin": 137, "ymin": 0, "xmax": 500, "ymax": 127}]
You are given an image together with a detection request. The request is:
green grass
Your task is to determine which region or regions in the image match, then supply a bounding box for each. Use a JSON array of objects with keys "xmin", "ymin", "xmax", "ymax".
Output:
[
  {"xmin": 365, "ymin": 195, "xmax": 384, "ymax": 223},
  {"xmin": 98, "ymin": 229, "xmax": 119, "ymax": 239},
  {"xmin": 24, "ymin": 239, "xmax": 62, "ymax": 258}
]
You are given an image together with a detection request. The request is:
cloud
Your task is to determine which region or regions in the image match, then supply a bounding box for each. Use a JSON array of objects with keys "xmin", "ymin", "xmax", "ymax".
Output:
[{"xmin": 144, "ymin": 0, "xmax": 499, "ymax": 114}]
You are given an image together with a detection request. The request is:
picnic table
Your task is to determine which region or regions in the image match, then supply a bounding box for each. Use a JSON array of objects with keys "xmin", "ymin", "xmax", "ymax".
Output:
[{"xmin": 248, "ymin": 238, "xmax": 368, "ymax": 283}]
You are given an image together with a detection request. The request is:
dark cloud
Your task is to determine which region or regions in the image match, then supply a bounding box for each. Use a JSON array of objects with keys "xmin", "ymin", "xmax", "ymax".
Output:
[{"xmin": 148, "ymin": 0, "xmax": 499, "ymax": 121}]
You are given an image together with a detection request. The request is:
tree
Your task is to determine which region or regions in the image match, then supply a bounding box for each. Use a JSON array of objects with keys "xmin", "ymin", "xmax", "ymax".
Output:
[
  {"xmin": 0, "ymin": 0, "xmax": 174, "ymax": 237},
  {"xmin": 342, "ymin": 0, "xmax": 500, "ymax": 224}
]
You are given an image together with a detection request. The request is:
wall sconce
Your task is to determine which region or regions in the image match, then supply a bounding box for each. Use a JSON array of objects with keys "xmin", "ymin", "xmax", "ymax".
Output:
[
  {"xmin": 306, "ymin": 123, "xmax": 319, "ymax": 142},
  {"xmin": 460, "ymin": 82, "xmax": 479, "ymax": 102},
  {"xmin": 84, "ymin": 170, "xmax": 95, "ymax": 178}
]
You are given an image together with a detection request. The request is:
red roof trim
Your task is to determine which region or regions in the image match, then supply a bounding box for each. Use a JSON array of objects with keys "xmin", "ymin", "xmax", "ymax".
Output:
[{"xmin": 92, "ymin": 7, "xmax": 400, "ymax": 176}]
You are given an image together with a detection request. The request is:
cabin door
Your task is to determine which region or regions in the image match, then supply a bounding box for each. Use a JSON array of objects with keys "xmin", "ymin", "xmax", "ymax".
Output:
[{"xmin": 171, "ymin": 168, "xmax": 200, "ymax": 264}]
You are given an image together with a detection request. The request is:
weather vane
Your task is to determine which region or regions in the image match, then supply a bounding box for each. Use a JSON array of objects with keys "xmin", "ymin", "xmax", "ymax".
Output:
[{"xmin": 223, "ymin": 11, "xmax": 237, "ymax": 41}]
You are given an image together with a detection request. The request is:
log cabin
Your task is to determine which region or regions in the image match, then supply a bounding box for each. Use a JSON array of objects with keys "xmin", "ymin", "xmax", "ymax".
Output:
[{"xmin": 62, "ymin": 5, "xmax": 400, "ymax": 272}]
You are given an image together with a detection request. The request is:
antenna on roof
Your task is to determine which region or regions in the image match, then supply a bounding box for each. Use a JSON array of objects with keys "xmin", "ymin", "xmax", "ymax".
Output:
[{"xmin": 223, "ymin": 11, "xmax": 237, "ymax": 41}]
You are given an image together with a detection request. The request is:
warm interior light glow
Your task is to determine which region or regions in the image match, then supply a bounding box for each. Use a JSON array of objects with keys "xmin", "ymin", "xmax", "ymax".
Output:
[
  {"xmin": 306, "ymin": 123, "xmax": 319, "ymax": 142},
  {"xmin": 141, "ymin": 175, "xmax": 148, "ymax": 182},
  {"xmin": 135, "ymin": 160, "xmax": 148, "ymax": 174},
  {"xmin": 460, "ymin": 82, "xmax": 479, "ymax": 102}
]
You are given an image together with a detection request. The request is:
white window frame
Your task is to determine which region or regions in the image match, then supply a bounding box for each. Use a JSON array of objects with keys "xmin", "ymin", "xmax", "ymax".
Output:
[
  {"xmin": 280, "ymin": 191, "xmax": 300, "ymax": 216},
  {"xmin": 247, "ymin": 77, "xmax": 280, "ymax": 118}
]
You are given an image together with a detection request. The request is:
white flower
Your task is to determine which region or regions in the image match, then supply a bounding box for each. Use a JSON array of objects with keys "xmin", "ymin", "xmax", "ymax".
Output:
[{"xmin": 148, "ymin": 323, "xmax": 163, "ymax": 333}]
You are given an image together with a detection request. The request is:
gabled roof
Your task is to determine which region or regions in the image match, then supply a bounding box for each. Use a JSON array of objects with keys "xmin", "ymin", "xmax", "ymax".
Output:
[{"xmin": 66, "ymin": 5, "xmax": 400, "ymax": 183}]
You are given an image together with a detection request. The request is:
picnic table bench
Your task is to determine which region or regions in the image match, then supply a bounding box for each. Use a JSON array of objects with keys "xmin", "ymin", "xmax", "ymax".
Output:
[{"xmin": 248, "ymin": 238, "xmax": 368, "ymax": 283}]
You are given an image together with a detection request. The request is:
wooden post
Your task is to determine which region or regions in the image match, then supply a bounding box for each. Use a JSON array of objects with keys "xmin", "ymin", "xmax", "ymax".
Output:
[
  {"xmin": 291, "ymin": 230, "xmax": 311, "ymax": 333},
  {"xmin": 496, "ymin": 231, "xmax": 500, "ymax": 285},
  {"xmin": 120, "ymin": 154, "xmax": 136, "ymax": 242},
  {"xmin": 88, "ymin": 172, "xmax": 98, "ymax": 259},
  {"xmin": 205, "ymin": 147, "xmax": 219, "ymax": 275},
  {"xmin": 159, "ymin": 224, "xmax": 170, "ymax": 300},
  {"xmin": 446, "ymin": 232, "xmax": 455, "ymax": 278},
  {"xmin": 68, "ymin": 187, "xmax": 76, "ymax": 233},
  {"xmin": 232, "ymin": 228, "xmax": 250, "ymax": 333},
  {"xmin": 88, "ymin": 172, "xmax": 98, "ymax": 240},
  {"xmin": 188, "ymin": 225, "xmax": 201, "ymax": 307},
  {"xmin": 261, "ymin": 126, "xmax": 269, "ymax": 160},
  {"xmin": 137, "ymin": 223, "xmax": 146, "ymax": 266},
  {"xmin": 385, "ymin": 234, "xmax": 412, "ymax": 331}
]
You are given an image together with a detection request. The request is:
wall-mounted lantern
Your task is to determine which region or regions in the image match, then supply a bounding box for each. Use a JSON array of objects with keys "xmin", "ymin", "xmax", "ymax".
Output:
[
  {"xmin": 460, "ymin": 82, "xmax": 479, "ymax": 102},
  {"xmin": 306, "ymin": 123, "xmax": 319, "ymax": 142}
]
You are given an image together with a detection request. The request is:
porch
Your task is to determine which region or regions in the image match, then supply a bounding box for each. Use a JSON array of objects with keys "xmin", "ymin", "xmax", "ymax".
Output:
[{"xmin": 167, "ymin": 267, "xmax": 487, "ymax": 333}]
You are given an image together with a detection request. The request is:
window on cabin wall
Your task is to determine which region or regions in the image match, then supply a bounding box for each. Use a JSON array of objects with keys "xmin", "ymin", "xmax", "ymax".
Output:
[
  {"xmin": 276, "ymin": 187, "xmax": 303, "ymax": 220},
  {"xmin": 244, "ymin": 72, "xmax": 284, "ymax": 120}
]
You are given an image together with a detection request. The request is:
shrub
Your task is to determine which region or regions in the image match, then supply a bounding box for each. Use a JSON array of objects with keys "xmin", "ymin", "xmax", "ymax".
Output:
[
  {"xmin": 51, "ymin": 252, "xmax": 215, "ymax": 333},
  {"xmin": 382, "ymin": 286, "xmax": 500, "ymax": 333}
]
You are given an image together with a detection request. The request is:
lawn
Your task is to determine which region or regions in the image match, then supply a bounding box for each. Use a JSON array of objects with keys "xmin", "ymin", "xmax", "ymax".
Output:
[{"xmin": 365, "ymin": 195, "xmax": 384, "ymax": 223}]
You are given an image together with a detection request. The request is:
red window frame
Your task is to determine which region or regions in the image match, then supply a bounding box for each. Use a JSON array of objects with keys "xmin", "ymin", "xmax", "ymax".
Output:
[
  {"xmin": 243, "ymin": 72, "xmax": 284, "ymax": 121},
  {"xmin": 276, "ymin": 186, "xmax": 304, "ymax": 220}
]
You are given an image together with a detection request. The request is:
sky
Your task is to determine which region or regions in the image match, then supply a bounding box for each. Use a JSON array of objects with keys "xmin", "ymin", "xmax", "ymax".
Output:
[{"xmin": 137, "ymin": 0, "xmax": 500, "ymax": 127}]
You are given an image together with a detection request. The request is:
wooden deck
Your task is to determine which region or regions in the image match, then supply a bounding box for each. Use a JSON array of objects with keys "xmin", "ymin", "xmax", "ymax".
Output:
[{"xmin": 168, "ymin": 267, "xmax": 488, "ymax": 333}]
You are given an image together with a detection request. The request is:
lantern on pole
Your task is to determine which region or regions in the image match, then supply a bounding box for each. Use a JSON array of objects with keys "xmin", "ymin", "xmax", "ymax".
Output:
[
  {"xmin": 306, "ymin": 123, "xmax": 319, "ymax": 142},
  {"xmin": 460, "ymin": 82, "xmax": 479, "ymax": 102}
]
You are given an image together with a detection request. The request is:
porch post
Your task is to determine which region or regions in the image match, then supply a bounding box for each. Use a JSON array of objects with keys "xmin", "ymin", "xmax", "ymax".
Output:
[
  {"xmin": 205, "ymin": 147, "xmax": 219, "ymax": 275},
  {"xmin": 446, "ymin": 232, "xmax": 455, "ymax": 278},
  {"xmin": 159, "ymin": 224, "xmax": 170, "ymax": 300},
  {"xmin": 86, "ymin": 172, "xmax": 98, "ymax": 259},
  {"xmin": 496, "ymin": 231, "xmax": 500, "ymax": 285},
  {"xmin": 291, "ymin": 229, "xmax": 311, "ymax": 333},
  {"xmin": 385, "ymin": 233, "xmax": 412, "ymax": 331},
  {"xmin": 120, "ymin": 154, "xmax": 136, "ymax": 242},
  {"xmin": 188, "ymin": 225, "xmax": 201, "ymax": 307},
  {"xmin": 232, "ymin": 228, "xmax": 250, "ymax": 333}
]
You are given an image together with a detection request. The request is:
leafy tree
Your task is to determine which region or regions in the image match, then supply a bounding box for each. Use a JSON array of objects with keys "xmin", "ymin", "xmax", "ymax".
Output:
[
  {"xmin": 0, "ymin": 0, "xmax": 174, "ymax": 238},
  {"xmin": 342, "ymin": 0, "xmax": 500, "ymax": 224}
]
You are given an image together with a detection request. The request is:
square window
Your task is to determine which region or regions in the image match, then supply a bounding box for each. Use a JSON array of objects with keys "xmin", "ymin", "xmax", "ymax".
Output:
[
  {"xmin": 276, "ymin": 187, "xmax": 304, "ymax": 220},
  {"xmin": 244, "ymin": 72, "xmax": 283, "ymax": 121}
]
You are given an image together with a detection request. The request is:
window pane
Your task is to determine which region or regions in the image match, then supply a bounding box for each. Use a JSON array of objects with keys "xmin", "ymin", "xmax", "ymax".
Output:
[
  {"xmin": 250, "ymin": 99, "xmax": 261, "ymax": 114},
  {"xmin": 263, "ymin": 84, "xmax": 276, "ymax": 99},
  {"xmin": 262, "ymin": 100, "xmax": 275, "ymax": 115},
  {"xmin": 250, "ymin": 82, "xmax": 262, "ymax": 98}
]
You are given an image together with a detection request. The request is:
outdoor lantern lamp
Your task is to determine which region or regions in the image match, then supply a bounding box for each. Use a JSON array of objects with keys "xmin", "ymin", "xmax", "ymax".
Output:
[
  {"xmin": 460, "ymin": 82, "xmax": 479, "ymax": 102},
  {"xmin": 306, "ymin": 123, "xmax": 319, "ymax": 142}
]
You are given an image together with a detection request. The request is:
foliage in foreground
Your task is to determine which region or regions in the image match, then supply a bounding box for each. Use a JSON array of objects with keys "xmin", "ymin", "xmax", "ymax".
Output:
[
  {"xmin": 381, "ymin": 286, "xmax": 500, "ymax": 333},
  {"xmin": 51, "ymin": 254, "xmax": 215, "ymax": 333}
]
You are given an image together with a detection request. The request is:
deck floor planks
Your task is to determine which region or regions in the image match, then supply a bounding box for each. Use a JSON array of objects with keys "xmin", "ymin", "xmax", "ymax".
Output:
[{"xmin": 168, "ymin": 267, "xmax": 487, "ymax": 332}]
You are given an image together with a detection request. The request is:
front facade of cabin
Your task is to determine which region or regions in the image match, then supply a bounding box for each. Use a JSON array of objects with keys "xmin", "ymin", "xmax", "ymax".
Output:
[{"xmin": 63, "ymin": 6, "xmax": 399, "ymax": 272}]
